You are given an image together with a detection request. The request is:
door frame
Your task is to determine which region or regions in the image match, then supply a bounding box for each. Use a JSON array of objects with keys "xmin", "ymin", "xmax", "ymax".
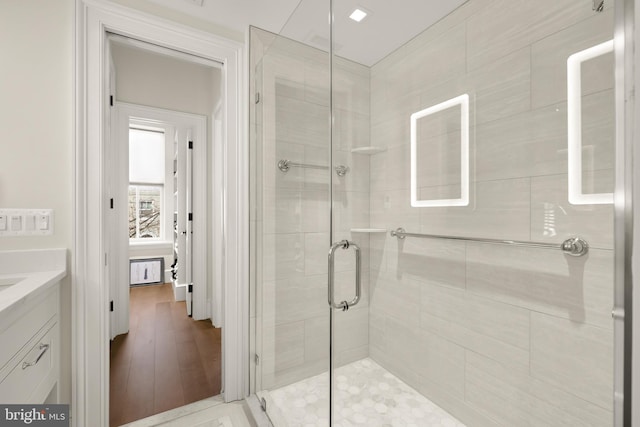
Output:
[{"xmin": 74, "ymin": 1, "xmax": 248, "ymax": 425}]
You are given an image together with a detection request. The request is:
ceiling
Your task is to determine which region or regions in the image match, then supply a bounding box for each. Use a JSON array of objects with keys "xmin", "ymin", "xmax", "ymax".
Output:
[{"xmin": 143, "ymin": 0, "xmax": 468, "ymax": 66}]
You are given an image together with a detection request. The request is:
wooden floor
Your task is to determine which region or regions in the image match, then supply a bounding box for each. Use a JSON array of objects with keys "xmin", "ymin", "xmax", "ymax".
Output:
[{"xmin": 110, "ymin": 283, "xmax": 222, "ymax": 427}]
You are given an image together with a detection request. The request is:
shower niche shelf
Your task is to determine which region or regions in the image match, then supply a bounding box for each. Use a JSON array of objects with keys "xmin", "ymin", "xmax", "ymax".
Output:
[
  {"xmin": 350, "ymin": 228, "xmax": 387, "ymax": 233},
  {"xmin": 351, "ymin": 146, "xmax": 387, "ymax": 155}
]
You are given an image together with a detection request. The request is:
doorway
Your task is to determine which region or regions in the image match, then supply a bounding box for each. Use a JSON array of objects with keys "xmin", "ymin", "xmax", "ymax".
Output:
[{"xmin": 106, "ymin": 37, "xmax": 222, "ymax": 425}]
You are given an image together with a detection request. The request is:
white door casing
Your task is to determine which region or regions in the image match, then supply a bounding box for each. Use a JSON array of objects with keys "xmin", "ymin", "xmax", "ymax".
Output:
[{"xmin": 75, "ymin": 1, "xmax": 248, "ymax": 426}]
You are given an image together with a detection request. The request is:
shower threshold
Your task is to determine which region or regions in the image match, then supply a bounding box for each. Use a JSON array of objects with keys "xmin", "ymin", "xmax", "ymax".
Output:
[{"xmin": 261, "ymin": 358, "xmax": 466, "ymax": 427}]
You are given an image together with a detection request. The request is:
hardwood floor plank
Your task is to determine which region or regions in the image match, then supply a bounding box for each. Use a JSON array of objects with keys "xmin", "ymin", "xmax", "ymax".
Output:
[
  {"xmin": 121, "ymin": 299, "xmax": 157, "ymax": 423},
  {"xmin": 110, "ymin": 283, "xmax": 222, "ymax": 427},
  {"xmin": 154, "ymin": 302, "xmax": 185, "ymax": 414}
]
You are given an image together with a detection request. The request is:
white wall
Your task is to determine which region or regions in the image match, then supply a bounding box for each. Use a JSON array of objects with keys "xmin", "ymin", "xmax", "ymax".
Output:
[
  {"xmin": 111, "ymin": 42, "xmax": 217, "ymax": 115},
  {"xmin": 108, "ymin": 0, "xmax": 243, "ymax": 43},
  {"xmin": 0, "ymin": 0, "xmax": 74, "ymax": 405}
]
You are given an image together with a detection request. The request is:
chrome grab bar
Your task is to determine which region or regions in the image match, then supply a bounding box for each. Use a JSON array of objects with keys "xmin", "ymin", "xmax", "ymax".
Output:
[
  {"xmin": 390, "ymin": 228, "xmax": 589, "ymax": 257},
  {"xmin": 328, "ymin": 240, "xmax": 361, "ymax": 311}
]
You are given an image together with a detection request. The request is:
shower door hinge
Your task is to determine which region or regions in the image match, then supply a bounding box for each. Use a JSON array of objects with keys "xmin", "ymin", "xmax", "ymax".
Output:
[
  {"xmin": 255, "ymin": 92, "xmax": 260, "ymax": 104},
  {"xmin": 255, "ymin": 354, "xmax": 260, "ymax": 365}
]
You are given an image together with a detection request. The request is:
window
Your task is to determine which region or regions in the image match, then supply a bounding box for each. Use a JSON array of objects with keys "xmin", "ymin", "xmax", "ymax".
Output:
[{"xmin": 129, "ymin": 127, "xmax": 166, "ymax": 240}]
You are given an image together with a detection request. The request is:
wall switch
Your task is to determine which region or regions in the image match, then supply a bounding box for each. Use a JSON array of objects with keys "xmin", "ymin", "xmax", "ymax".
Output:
[
  {"xmin": 10, "ymin": 215, "xmax": 22, "ymax": 231},
  {"xmin": 24, "ymin": 215, "xmax": 36, "ymax": 231},
  {"xmin": 0, "ymin": 209, "xmax": 54, "ymax": 236},
  {"xmin": 38, "ymin": 214, "xmax": 49, "ymax": 230}
]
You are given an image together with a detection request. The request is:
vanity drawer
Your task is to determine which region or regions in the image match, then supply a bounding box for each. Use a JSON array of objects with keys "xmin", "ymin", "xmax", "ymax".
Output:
[
  {"xmin": 0, "ymin": 323, "xmax": 58, "ymax": 403},
  {"xmin": 0, "ymin": 286, "xmax": 58, "ymax": 371}
]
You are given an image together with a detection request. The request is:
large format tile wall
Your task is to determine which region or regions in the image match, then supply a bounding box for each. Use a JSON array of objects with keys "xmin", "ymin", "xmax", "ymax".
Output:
[
  {"xmin": 251, "ymin": 28, "xmax": 371, "ymax": 391},
  {"xmin": 368, "ymin": 1, "xmax": 614, "ymax": 426}
]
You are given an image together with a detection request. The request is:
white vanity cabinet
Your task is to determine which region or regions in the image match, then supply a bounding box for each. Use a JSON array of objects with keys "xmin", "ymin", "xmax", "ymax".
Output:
[{"xmin": 0, "ymin": 249, "xmax": 66, "ymax": 404}]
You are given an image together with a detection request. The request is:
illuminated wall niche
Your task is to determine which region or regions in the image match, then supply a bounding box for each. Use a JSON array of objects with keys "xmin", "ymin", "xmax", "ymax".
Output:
[
  {"xmin": 410, "ymin": 93, "xmax": 469, "ymax": 207},
  {"xmin": 567, "ymin": 40, "xmax": 614, "ymax": 205}
]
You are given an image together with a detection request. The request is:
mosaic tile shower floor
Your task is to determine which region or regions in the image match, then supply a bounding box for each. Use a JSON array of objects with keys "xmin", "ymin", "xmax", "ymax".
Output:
[{"xmin": 266, "ymin": 358, "xmax": 466, "ymax": 427}]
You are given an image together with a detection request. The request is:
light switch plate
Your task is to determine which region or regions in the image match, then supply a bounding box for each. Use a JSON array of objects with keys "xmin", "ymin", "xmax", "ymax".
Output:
[
  {"xmin": 10, "ymin": 215, "xmax": 22, "ymax": 231},
  {"xmin": 0, "ymin": 209, "xmax": 54, "ymax": 236}
]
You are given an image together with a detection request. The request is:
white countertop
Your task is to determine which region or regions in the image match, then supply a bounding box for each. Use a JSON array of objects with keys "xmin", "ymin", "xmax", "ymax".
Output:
[{"xmin": 0, "ymin": 249, "xmax": 67, "ymax": 314}]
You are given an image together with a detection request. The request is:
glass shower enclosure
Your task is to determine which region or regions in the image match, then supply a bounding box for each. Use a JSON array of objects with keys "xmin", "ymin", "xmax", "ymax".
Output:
[{"xmin": 250, "ymin": 0, "xmax": 621, "ymax": 425}]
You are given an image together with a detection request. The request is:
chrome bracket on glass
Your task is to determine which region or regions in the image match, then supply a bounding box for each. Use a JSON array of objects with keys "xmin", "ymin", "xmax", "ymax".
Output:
[{"xmin": 328, "ymin": 240, "xmax": 361, "ymax": 311}]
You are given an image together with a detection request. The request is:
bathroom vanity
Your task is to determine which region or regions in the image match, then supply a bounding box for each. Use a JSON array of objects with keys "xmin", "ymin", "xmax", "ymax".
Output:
[{"xmin": 0, "ymin": 249, "xmax": 66, "ymax": 404}]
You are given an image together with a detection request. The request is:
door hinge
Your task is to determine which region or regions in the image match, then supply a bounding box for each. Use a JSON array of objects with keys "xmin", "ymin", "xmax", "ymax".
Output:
[
  {"xmin": 188, "ymin": 213, "xmax": 193, "ymax": 221},
  {"xmin": 188, "ymin": 284, "xmax": 193, "ymax": 293},
  {"xmin": 110, "ymin": 301, "xmax": 114, "ymax": 312},
  {"xmin": 110, "ymin": 198, "xmax": 114, "ymax": 209},
  {"xmin": 110, "ymin": 95, "xmax": 114, "ymax": 106},
  {"xmin": 255, "ymin": 92, "xmax": 261, "ymax": 104},
  {"xmin": 188, "ymin": 141, "xmax": 193, "ymax": 149}
]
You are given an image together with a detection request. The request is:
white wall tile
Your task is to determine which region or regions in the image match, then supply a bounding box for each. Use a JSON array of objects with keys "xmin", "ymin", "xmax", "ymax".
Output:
[
  {"xmin": 262, "ymin": 233, "xmax": 305, "ymax": 281},
  {"xmin": 530, "ymin": 313, "xmax": 614, "ymax": 411},
  {"xmin": 467, "ymin": 0, "xmax": 609, "ymax": 71},
  {"xmin": 531, "ymin": 9, "xmax": 614, "ymax": 109},
  {"xmin": 466, "ymin": 351, "xmax": 612, "ymax": 427},
  {"xmin": 369, "ymin": 273, "xmax": 421, "ymax": 329},
  {"xmin": 418, "ymin": 178, "xmax": 531, "ymax": 241},
  {"xmin": 467, "ymin": 244, "xmax": 614, "ymax": 329},
  {"xmin": 474, "ymin": 103, "xmax": 565, "ymax": 182},
  {"xmin": 421, "ymin": 283, "xmax": 530, "ymax": 351},
  {"xmin": 394, "ymin": 237, "xmax": 466, "ymax": 289},
  {"xmin": 530, "ymin": 172, "xmax": 614, "ymax": 249}
]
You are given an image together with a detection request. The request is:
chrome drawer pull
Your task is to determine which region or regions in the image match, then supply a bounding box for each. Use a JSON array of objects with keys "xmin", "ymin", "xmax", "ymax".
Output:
[{"xmin": 22, "ymin": 343, "xmax": 50, "ymax": 370}]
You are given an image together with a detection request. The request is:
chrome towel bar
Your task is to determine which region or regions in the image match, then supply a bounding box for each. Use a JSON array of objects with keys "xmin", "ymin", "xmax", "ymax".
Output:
[
  {"xmin": 278, "ymin": 159, "xmax": 349, "ymax": 177},
  {"xmin": 390, "ymin": 228, "xmax": 589, "ymax": 257}
]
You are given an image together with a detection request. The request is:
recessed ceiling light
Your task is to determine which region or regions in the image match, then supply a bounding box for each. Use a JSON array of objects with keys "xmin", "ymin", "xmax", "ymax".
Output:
[{"xmin": 349, "ymin": 8, "xmax": 368, "ymax": 22}]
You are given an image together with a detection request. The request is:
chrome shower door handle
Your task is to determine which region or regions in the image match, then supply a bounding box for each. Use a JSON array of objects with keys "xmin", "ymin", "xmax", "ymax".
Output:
[{"xmin": 328, "ymin": 240, "xmax": 361, "ymax": 311}]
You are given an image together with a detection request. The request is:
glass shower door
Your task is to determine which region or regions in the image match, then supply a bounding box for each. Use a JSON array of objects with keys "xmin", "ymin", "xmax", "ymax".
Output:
[
  {"xmin": 250, "ymin": 1, "xmax": 334, "ymax": 423},
  {"xmin": 251, "ymin": 0, "xmax": 621, "ymax": 426}
]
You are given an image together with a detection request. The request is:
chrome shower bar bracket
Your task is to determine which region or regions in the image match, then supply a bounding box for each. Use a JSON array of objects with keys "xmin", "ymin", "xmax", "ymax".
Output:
[
  {"xmin": 278, "ymin": 159, "xmax": 349, "ymax": 177},
  {"xmin": 328, "ymin": 240, "xmax": 361, "ymax": 311},
  {"xmin": 390, "ymin": 228, "xmax": 589, "ymax": 257}
]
